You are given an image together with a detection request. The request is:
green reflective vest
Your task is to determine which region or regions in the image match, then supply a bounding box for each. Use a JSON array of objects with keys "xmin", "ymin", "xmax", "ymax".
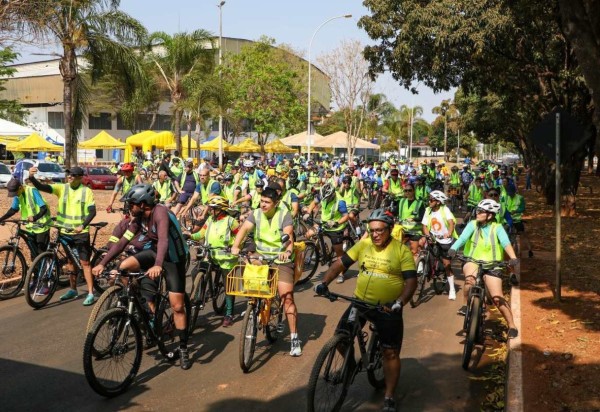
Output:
[
  {"xmin": 253, "ymin": 208, "xmax": 286, "ymax": 256},
  {"xmin": 18, "ymin": 186, "xmax": 50, "ymax": 234},
  {"xmin": 337, "ymin": 188, "xmax": 360, "ymax": 208},
  {"xmin": 467, "ymin": 184, "xmax": 484, "ymax": 207},
  {"xmin": 321, "ymin": 198, "xmax": 347, "ymax": 232},
  {"xmin": 449, "ymin": 172, "xmax": 461, "ymax": 185},
  {"xmin": 388, "ymin": 178, "xmax": 403, "ymax": 196},
  {"xmin": 465, "ymin": 222, "xmax": 504, "ymax": 262},
  {"xmin": 251, "ymin": 190, "xmax": 262, "ymax": 209},
  {"xmin": 180, "ymin": 171, "xmax": 200, "ymax": 190},
  {"xmin": 414, "ymin": 185, "xmax": 428, "ymax": 202},
  {"xmin": 282, "ymin": 188, "xmax": 299, "ymax": 212},
  {"xmin": 222, "ymin": 183, "xmax": 238, "ymax": 203},
  {"xmin": 153, "ymin": 180, "xmax": 172, "ymax": 202},
  {"xmin": 506, "ymin": 194, "xmax": 523, "ymax": 222},
  {"xmin": 200, "ymin": 179, "xmax": 217, "ymax": 204},
  {"xmin": 56, "ymin": 184, "xmax": 92, "ymax": 234},
  {"xmin": 398, "ymin": 198, "xmax": 423, "ymax": 232},
  {"xmin": 205, "ymin": 216, "xmax": 237, "ymax": 269},
  {"xmin": 121, "ymin": 176, "xmax": 135, "ymax": 195}
]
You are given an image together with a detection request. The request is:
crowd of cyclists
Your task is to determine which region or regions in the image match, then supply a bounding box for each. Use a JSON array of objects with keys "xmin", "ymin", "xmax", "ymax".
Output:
[{"xmin": 0, "ymin": 149, "xmax": 530, "ymax": 411}]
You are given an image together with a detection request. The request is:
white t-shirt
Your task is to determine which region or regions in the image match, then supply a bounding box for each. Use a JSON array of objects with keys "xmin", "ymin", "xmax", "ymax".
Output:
[{"xmin": 422, "ymin": 207, "xmax": 455, "ymax": 244}]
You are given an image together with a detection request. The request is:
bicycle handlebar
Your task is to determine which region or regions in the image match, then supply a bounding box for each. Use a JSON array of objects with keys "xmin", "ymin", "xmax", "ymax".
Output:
[
  {"xmin": 317, "ymin": 290, "xmax": 384, "ymax": 312},
  {"xmin": 455, "ymin": 255, "xmax": 511, "ymax": 267}
]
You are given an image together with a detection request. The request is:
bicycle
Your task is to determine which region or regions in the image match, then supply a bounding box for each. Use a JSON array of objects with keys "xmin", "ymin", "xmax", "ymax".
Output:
[
  {"xmin": 0, "ymin": 219, "xmax": 46, "ymax": 300},
  {"xmin": 455, "ymin": 256, "xmax": 509, "ymax": 370},
  {"xmin": 187, "ymin": 241, "xmax": 228, "ymax": 334},
  {"xmin": 447, "ymin": 184, "xmax": 462, "ymax": 213},
  {"xmin": 410, "ymin": 234, "xmax": 448, "ymax": 308},
  {"xmin": 83, "ymin": 269, "xmax": 192, "ymax": 397},
  {"xmin": 23, "ymin": 221, "xmax": 109, "ymax": 309},
  {"xmin": 228, "ymin": 251, "xmax": 285, "ymax": 373},
  {"xmin": 307, "ymin": 290, "xmax": 385, "ymax": 412}
]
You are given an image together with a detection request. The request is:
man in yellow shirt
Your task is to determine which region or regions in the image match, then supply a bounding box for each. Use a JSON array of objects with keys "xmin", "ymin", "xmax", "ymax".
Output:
[{"xmin": 315, "ymin": 209, "xmax": 417, "ymax": 412}]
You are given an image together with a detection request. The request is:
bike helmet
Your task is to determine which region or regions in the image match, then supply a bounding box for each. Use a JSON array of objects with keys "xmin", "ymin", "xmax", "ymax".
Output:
[
  {"xmin": 288, "ymin": 169, "xmax": 299, "ymax": 180},
  {"xmin": 207, "ymin": 195, "xmax": 229, "ymax": 209},
  {"xmin": 477, "ymin": 199, "xmax": 501, "ymax": 214},
  {"xmin": 451, "ymin": 166, "xmax": 459, "ymax": 172},
  {"xmin": 254, "ymin": 180, "xmax": 265, "ymax": 188},
  {"xmin": 121, "ymin": 163, "xmax": 134, "ymax": 172},
  {"xmin": 120, "ymin": 184, "xmax": 157, "ymax": 206},
  {"xmin": 222, "ymin": 173, "xmax": 233, "ymax": 181},
  {"xmin": 367, "ymin": 208, "xmax": 394, "ymax": 227},
  {"xmin": 342, "ymin": 176, "xmax": 352, "ymax": 184},
  {"xmin": 429, "ymin": 190, "xmax": 448, "ymax": 204},
  {"xmin": 320, "ymin": 183, "xmax": 336, "ymax": 200},
  {"xmin": 243, "ymin": 159, "xmax": 255, "ymax": 168}
]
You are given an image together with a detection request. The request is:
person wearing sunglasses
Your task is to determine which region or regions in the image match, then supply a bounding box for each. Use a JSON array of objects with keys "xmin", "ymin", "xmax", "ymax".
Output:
[
  {"xmin": 420, "ymin": 190, "xmax": 458, "ymax": 300},
  {"xmin": 397, "ymin": 184, "xmax": 425, "ymax": 262},
  {"xmin": 486, "ymin": 188, "xmax": 512, "ymax": 227},
  {"xmin": 315, "ymin": 208, "xmax": 416, "ymax": 412},
  {"xmin": 448, "ymin": 199, "xmax": 520, "ymax": 339}
]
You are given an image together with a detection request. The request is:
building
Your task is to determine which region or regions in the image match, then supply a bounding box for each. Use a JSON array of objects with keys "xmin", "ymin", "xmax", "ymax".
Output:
[{"xmin": 0, "ymin": 37, "xmax": 331, "ymax": 161}]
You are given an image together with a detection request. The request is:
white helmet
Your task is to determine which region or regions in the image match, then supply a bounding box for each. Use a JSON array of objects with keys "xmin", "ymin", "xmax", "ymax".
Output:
[
  {"xmin": 320, "ymin": 183, "xmax": 336, "ymax": 200},
  {"xmin": 477, "ymin": 199, "xmax": 501, "ymax": 214},
  {"xmin": 429, "ymin": 190, "xmax": 448, "ymax": 204},
  {"xmin": 243, "ymin": 159, "xmax": 255, "ymax": 168}
]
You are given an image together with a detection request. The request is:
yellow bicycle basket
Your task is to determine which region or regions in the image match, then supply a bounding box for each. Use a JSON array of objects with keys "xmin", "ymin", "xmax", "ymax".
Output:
[{"xmin": 226, "ymin": 264, "xmax": 279, "ymax": 298}]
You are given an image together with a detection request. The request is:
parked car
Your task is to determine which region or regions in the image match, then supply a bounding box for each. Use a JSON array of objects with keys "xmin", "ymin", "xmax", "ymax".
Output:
[
  {"xmin": 82, "ymin": 166, "xmax": 118, "ymax": 190},
  {"xmin": 0, "ymin": 162, "xmax": 12, "ymax": 188},
  {"xmin": 13, "ymin": 159, "xmax": 66, "ymax": 184}
]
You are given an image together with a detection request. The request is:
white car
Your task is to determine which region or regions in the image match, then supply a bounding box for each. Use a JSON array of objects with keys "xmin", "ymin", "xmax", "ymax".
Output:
[
  {"xmin": 14, "ymin": 159, "xmax": 66, "ymax": 184},
  {"xmin": 0, "ymin": 162, "xmax": 12, "ymax": 187}
]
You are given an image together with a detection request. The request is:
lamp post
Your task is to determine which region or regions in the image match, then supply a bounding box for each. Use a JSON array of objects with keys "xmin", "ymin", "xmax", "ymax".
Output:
[
  {"xmin": 307, "ymin": 14, "xmax": 352, "ymax": 161},
  {"xmin": 217, "ymin": 1, "xmax": 225, "ymax": 170}
]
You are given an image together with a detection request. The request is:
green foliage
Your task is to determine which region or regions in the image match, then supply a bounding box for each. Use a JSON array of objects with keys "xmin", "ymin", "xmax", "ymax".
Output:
[
  {"xmin": 0, "ymin": 48, "xmax": 28, "ymax": 123},
  {"xmin": 220, "ymin": 37, "xmax": 306, "ymax": 147}
]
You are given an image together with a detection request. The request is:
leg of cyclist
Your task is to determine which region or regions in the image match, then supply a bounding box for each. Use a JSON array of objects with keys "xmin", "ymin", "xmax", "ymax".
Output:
[
  {"xmin": 164, "ymin": 260, "xmax": 191, "ymax": 368},
  {"xmin": 332, "ymin": 234, "xmax": 346, "ymax": 283},
  {"xmin": 484, "ymin": 273, "xmax": 518, "ymax": 338},
  {"xmin": 440, "ymin": 243, "xmax": 456, "ymax": 300},
  {"xmin": 408, "ymin": 238, "xmax": 421, "ymax": 264},
  {"xmin": 457, "ymin": 262, "xmax": 478, "ymax": 316},
  {"xmin": 278, "ymin": 263, "xmax": 302, "ymax": 356}
]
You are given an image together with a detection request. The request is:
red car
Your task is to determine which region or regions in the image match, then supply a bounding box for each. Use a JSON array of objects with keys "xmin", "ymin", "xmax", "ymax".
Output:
[{"xmin": 82, "ymin": 166, "xmax": 118, "ymax": 190}]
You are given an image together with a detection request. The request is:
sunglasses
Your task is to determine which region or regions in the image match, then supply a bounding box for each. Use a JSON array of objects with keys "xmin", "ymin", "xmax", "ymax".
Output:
[
  {"xmin": 428, "ymin": 198, "xmax": 437, "ymax": 202},
  {"xmin": 368, "ymin": 227, "xmax": 389, "ymax": 235},
  {"xmin": 404, "ymin": 189, "xmax": 413, "ymax": 192},
  {"xmin": 476, "ymin": 208, "xmax": 488, "ymax": 214},
  {"xmin": 488, "ymin": 193, "xmax": 500, "ymax": 198}
]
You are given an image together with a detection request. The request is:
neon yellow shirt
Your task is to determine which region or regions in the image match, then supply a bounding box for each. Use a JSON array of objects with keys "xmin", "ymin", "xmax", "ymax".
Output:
[{"xmin": 347, "ymin": 237, "xmax": 416, "ymax": 305}]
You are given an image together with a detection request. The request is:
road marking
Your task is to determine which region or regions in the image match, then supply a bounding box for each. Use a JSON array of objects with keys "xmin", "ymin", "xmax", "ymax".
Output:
[{"xmin": 506, "ymin": 284, "xmax": 523, "ymax": 412}]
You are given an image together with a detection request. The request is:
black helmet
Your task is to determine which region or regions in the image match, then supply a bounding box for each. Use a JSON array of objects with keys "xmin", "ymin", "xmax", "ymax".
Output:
[
  {"xmin": 342, "ymin": 176, "xmax": 352, "ymax": 184},
  {"xmin": 288, "ymin": 169, "xmax": 298, "ymax": 180},
  {"xmin": 254, "ymin": 180, "xmax": 265, "ymax": 188},
  {"xmin": 120, "ymin": 184, "xmax": 157, "ymax": 206},
  {"xmin": 367, "ymin": 208, "xmax": 394, "ymax": 227}
]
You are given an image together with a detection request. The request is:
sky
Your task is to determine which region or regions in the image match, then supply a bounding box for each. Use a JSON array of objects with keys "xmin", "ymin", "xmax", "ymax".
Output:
[{"xmin": 13, "ymin": 0, "xmax": 455, "ymax": 122}]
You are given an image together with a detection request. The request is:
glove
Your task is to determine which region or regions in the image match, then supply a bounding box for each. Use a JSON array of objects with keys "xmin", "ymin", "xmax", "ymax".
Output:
[
  {"xmin": 447, "ymin": 248, "xmax": 457, "ymax": 258},
  {"xmin": 314, "ymin": 282, "xmax": 329, "ymax": 296},
  {"xmin": 326, "ymin": 220, "xmax": 336, "ymax": 228},
  {"xmin": 391, "ymin": 300, "xmax": 404, "ymax": 313},
  {"xmin": 106, "ymin": 205, "xmax": 113, "ymax": 213},
  {"xmin": 509, "ymin": 258, "xmax": 520, "ymax": 267},
  {"xmin": 183, "ymin": 232, "xmax": 191, "ymax": 240},
  {"xmin": 302, "ymin": 213, "xmax": 310, "ymax": 222}
]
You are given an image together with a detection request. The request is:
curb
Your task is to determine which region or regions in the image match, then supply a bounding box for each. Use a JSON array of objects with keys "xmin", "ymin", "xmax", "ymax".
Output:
[{"xmin": 506, "ymin": 280, "xmax": 523, "ymax": 412}]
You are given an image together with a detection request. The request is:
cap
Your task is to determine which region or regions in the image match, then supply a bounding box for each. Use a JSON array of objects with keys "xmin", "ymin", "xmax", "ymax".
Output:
[
  {"xmin": 6, "ymin": 178, "xmax": 21, "ymax": 197},
  {"xmin": 66, "ymin": 166, "xmax": 84, "ymax": 176}
]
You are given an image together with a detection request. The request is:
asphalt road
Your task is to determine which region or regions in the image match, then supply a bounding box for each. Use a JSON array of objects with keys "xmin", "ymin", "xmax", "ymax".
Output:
[{"xmin": 0, "ymin": 209, "xmax": 491, "ymax": 412}]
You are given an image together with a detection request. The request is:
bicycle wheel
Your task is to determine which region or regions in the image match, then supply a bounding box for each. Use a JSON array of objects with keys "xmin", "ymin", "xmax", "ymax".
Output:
[
  {"xmin": 374, "ymin": 191, "xmax": 382, "ymax": 209},
  {"xmin": 0, "ymin": 246, "xmax": 27, "ymax": 300},
  {"xmin": 156, "ymin": 293, "xmax": 192, "ymax": 361},
  {"xmin": 239, "ymin": 301, "xmax": 258, "ymax": 373},
  {"xmin": 24, "ymin": 251, "xmax": 59, "ymax": 309},
  {"xmin": 432, "ymin": 258, "xmax": 447, "ymax": 295},
  {"xmin": 211, "ymin": 269, "xmax": 226, "ymax": 315},
  {"xmin": 307, "ymin": 334, "xmax": 352, "ymax": 412},
  {"xmin": 410, "ymin": 257, "xmax": 427, "ymax": 308},
  {"xmin": 366, "ymin": 332, "xmax": 385, "ymax": 389},
  {"xmin": 322, "ymin": 234, "xmax": 334, "ymax": 264},
  {"xmin": 295, "ymin": 241, "xmax": 320, "ymax": 285},
  {"xmin": 90, "ymin": 248, "xmax": 114, "ymax": 294},
  {"xmin": 86, "ymin": 284, "xmax": 124, "ymax": 333},
  {"xmin": 265, "ymin": 295, "xmax": 283, "ymax": 343},
  {"xmin": 83, "ymin": 308, "xmax": 143, "ymax": 397},
  {"xmin": 462, "ymin": 296, "xmax": 482, "ymax": 370},
  {"xmin": 367, "ymin": 191, "xmax": 374, "ymax": 209},
  {"xmin": 188, "ymin": 267, "xmax": 207, "ymax": 334}
]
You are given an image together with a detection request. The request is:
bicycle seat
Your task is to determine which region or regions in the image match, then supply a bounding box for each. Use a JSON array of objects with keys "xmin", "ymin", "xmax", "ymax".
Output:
[{"xmin": 90, "ymin": 222, "xmax": 108, "ymax": 228}]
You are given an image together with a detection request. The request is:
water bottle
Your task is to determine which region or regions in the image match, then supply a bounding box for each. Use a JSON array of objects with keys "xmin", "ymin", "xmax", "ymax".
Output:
[{"xmin": 356, "ymin": 226, "xmax": 362, "ymax": 236}]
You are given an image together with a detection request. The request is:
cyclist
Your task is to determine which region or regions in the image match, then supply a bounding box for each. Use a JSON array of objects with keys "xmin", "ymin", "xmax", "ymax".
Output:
[
  {"xmin": 0, "ymin": 178, "xmax": 50, "ymax": 257},
  {"xmin": 172, "ymin": 160, "xmax": 200, "ymax": 216},
  {"xmin": 505, "ymin": 185, "xmax": 533, "ymax": 259},
  {"xmin": 315, "ymin": 209, "xmax": 417, "ymax": 412},
  {"xmin": 465, "ymin": 176, "xmax": 484, "ymax": 219},
  {"xmin": 221, "ymin": 173, "xmax": 241, "ymax": 206},
  {"xmin": 92, "ymin": 184, "xmax": 192, "ymax": 369},
  {"xmin": 230, "ymin": 185, "xmax": 302, "ymax": 356},
  {"xmin": 152, "ymin": 170, "xmax": 175, "ymax": 206},
  {"xmin": 447, "ymin": 165, "xmax": 462, "ymax": 195},
  {"xmin": 179, "ymin": 165, "xmax": 222, "ymax": 223},
  {"xmin": 383, "ymin": 168, "xmax": 403, "ymax": 198},
  {"xmin": 29, "ymin": 166, "xmax": 97, "ymax": 305},
  {"xmin": 232, "ymin": 179, "xmax": 264, "ymax": 214},
  {"xmin": 420, "ymin": 190, "xmax": 458, "ymax": 300},
  {"xmin": 448, "ymin": 199, "xmax": 519, "ymax": 339},
  {"xmin": 186, "ymin": 195, "xmax": 239, "ymax": 327},
  {"xmin": 397, "ymin": 183, "xmax": 425, "ymax": 262},
  {"xmin": 414, "ymin": 175, "xmax": 429, "ymax": 202},
  {"xmin": 337, "ymin": 175, "xmax": 361, "ymax": 236},
  {"xmin": 304, "ymin": 183, "xmax": 350, "ymax": 283},
  {"xmin": 106, "ymin": 163, "xmax": 136, "ymax": 213}
]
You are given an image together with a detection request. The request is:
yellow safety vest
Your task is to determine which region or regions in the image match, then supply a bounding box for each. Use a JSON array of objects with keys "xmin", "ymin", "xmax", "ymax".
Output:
[
  {"xmin": 389, "ymin": 178, "xmax": 403, "ymax": 196},
  {"xmin": 321, "ymin": 198, "xmax": 347, "ymax": 232},
  {"xmin": 397, "ymin": 198, "xmax": 423, "ymax": 232},
  {"xmin": 465, "ymin": 222, "xmax": 504, "ymax": 262},
  {"xmin": 153, "ymin": 180, "xmax": 172, "ymax": 202},
  {"xmin": 205, "ymin": 216, "xmax": 237, "ymax": 270},
  {"xmin": 253, "ymin": 208, "xmax": 286, "ymax": 257},
  {"xmin": 506, "ymin": 195, "xmax": 523, "ymax": 222},
  {"xmin": 200, "ymin": 179, "xmax": 217, "ymax": 204},
  {"xmin": 57, "ymin": 184, "xmax": 91, "ymax": 234},
  {"xmin": 18, "ymin": 187, "xmax": 50, "ymax": 234}
]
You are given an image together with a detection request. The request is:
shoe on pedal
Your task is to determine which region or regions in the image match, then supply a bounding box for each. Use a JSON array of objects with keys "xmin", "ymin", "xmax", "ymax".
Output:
[
  {"xmin": 457, "ymin": 305, "xmax": 467, "ymax": 316},
  {"xmin": 448, "ymin": 290, "xmax": 456, "ymax": 300},
  {"xmin": 179, "ymin": 347, "xmax": 192, "ymax": 370},
  {"xmin": 290, "ymin": 338, "xmax": 302, "ymax": 357},
  {"xmin": 382, "ymin": 397, "xmax": 397, "ymax": 412},
  {"xmin": 507, "ymin": 328, "xmax": 519, "ymax": 339},
  {"xmin": 336, "ymin": 275, "xmax": 345, "ymax": 284},
  {"xmin": 60, "ymin": 289, "xmax": 78, "ymax": 301}
]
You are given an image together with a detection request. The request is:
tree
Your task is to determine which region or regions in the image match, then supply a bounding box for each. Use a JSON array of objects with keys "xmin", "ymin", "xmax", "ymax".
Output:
[
  {"xmin": 432, "ymin": 99, "xmax": 458, "ymax": 160},
  {"xmin": 3, "ymin": 0, "xmax": 146, "ymax": 167},
  {"xmin": 0, "ymin": 48, "xmax": 28, "ymax": 123},
  {"xmin": 146, "ymin": 29, "xmax": 216, "ymax": 154},
  {"xmin": 316, "ymin": 39, "xmax": 374, "ymax": 161},
  {"xmin": 221, "ymin": 37, "xmax": 307, "ymax": 150}
]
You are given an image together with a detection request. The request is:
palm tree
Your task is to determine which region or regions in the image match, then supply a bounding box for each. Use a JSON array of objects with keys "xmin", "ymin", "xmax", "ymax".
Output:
[
  {"xmin": 7, "ymin": 0, "xmax": 146, "ymax": 167},
  {"xmin": 432, "ymin": 99, "xmax": 458, "ymax": 161},
  {"xmin": 146, "ymin": 30, "xmax": 216, "ymax": 154}
]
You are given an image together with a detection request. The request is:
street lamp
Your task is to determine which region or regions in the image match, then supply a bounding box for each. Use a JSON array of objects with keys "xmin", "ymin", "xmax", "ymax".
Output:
[
  {"xmin": 217, "ymin": 0, "xmax": 225, "ymax": 170},
  {"xmin": 307, "ymin": 14, "xmax": 352, "ymax": 161}
]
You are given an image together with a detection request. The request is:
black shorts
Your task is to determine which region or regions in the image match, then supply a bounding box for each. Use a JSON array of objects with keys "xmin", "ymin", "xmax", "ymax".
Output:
[
  {"xmin": 63, "ymin": 232, "xmax": 91, "ymax": 261},
  {"xmin": 337, "ymin": 304, "xmax": 404, "ymax": 350},
  {"xmin": 513, "ymin": 221, "xmax": 525, "ymax": 233},
  {"xmin": 133, "ymin": 249, "xmax": 187, "ymax": 293},
  {"xmin": 438, "ymin": 241, "xmax": 455, "ymax": 259},
  {"xmin": 22, "ymin": 230, "xmax": 50, "ymax": 257},
  {"xmin": 324, "ymin": 228, "xmax": 345, "ymax": 245}
]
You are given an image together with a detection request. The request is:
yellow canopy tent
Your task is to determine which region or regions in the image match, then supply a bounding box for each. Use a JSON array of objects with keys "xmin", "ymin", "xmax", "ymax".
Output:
[
  {"xmin": 280, "ymin": 131, "xmax": 325, "ymax": 147},
  {"xmin": 79, "ymin": 130, "xmax": 126, "ymax": 149},
  {"xmin": 264, "ymin": 139, "xmax": 296, "ymax": 154},
  {"xmin": 226, "ymin": 137, "xmax": 262, "ymax": 153},
  {"xmin": 6, "ymin": 132, "xmax": 63, "ymax": 152},
  {"xmin": 200, "ymin": 136, "xmax": 230, "ymax": 151},
  {"xmin": 0, "ymin": 135, "xmax": 21, "ymax": 146},
  {"xmin": 125, "ymin": 131, "xmax": 156, "ymax": 162},
  {"xmin": 164, "ymin": 136, "xmax": 199, "ymax": 158}
]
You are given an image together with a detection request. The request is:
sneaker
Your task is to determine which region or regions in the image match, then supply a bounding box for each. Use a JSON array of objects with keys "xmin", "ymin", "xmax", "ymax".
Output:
[
  {"xmin": 179, "ymin": 347, "xmax": 192, "ymax": 370},
  {"xmin": 510, "ymin": 274, "xmax": 520, "ymax": 286},
  {"xmin": 336, "ymin": 275, "xmax": 345, "ymax": 284},
  {"xmin": 222, "ymin": 315, "xmax": 233, "ymax": 328},
  {"xmin": 507, "ymin": 328, "xmax": 519, "ymax": 339},
  {"xmin": 59, "ymin": 289, "xmax": 78, "ymax": 301},
  {"xmin": 82, "ymin": 293, "xmax": 96, "ymax": 306},
  {"xmin": 382, "ymin": 397, "xmax": 397, "ymax": 412},
  {"xmin": 457, "ymin": 305, "xmax": 467, "ymax": 316},
  {"xmin": 448, "ymin": 290, "xmax": 456, "ymax": 300},
  {"xmin": 290, "ymin": 338, "xmax": 302, "ymax": 357},
  {"xmin": 35, "ymin": 285, "xmax": 50, "ymax": 296}
]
